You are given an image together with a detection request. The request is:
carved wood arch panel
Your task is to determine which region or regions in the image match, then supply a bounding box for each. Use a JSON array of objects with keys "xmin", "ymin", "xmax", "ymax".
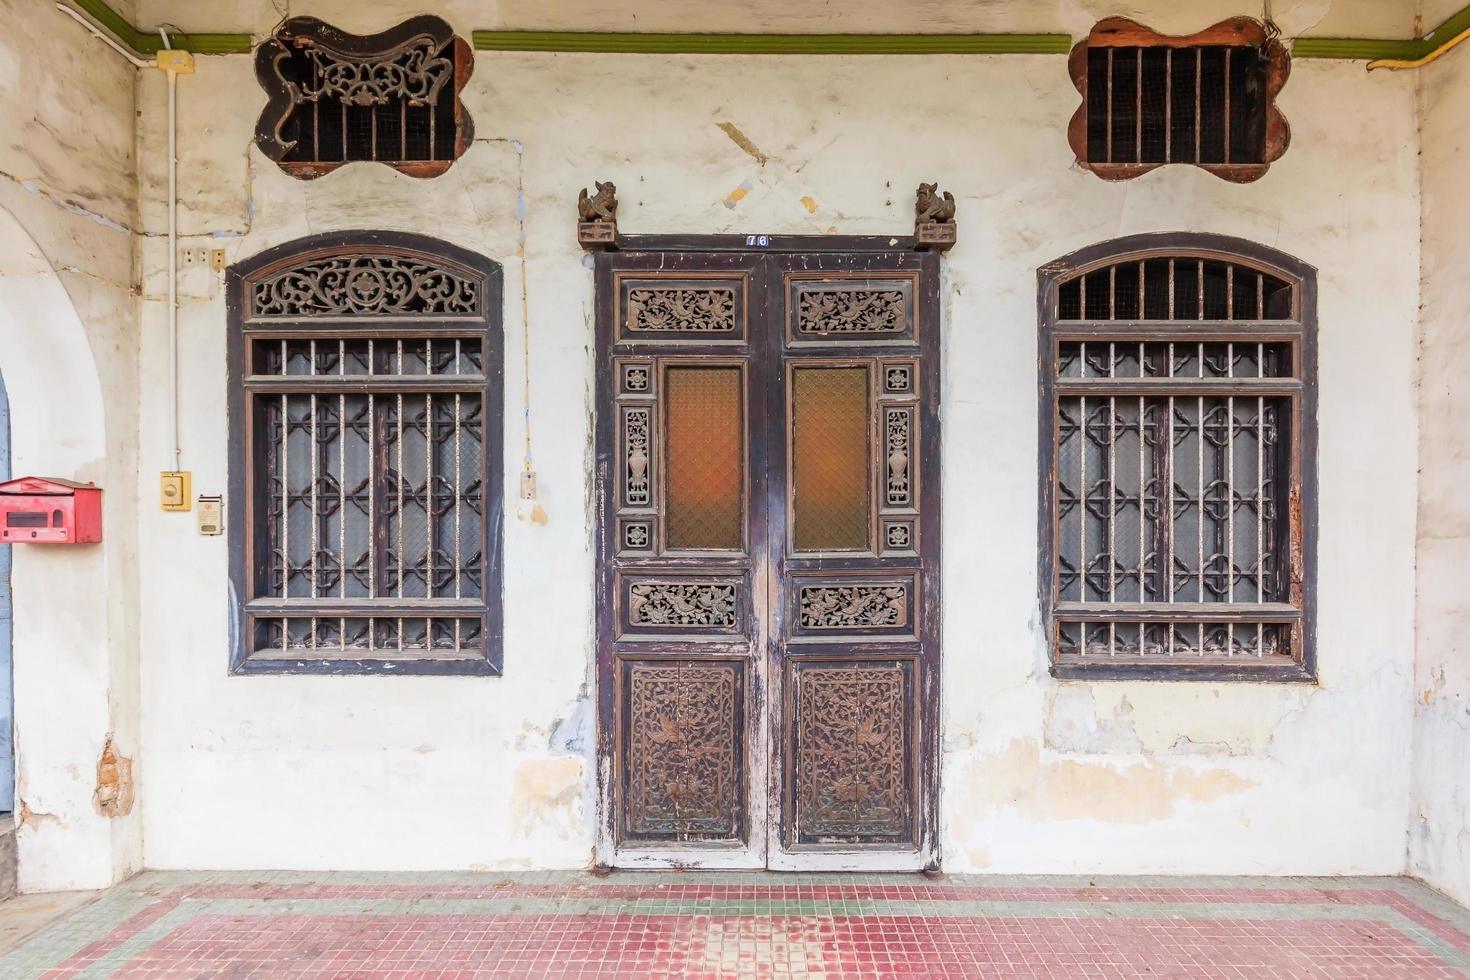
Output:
[{"xmin": 255, "ymin": 15, "xmax": 475, "ymax": 180}]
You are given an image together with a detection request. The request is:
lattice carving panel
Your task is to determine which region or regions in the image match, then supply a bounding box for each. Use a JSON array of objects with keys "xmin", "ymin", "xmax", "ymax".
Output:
[
  {"xmin": 624, "ymin": 661, "xmax": 743, "ymax": 840},
  {"xmin": 791, "ymin": 665, "xmax": 911, "ymax": 844},
  {"xmin": 251, "ymin": 255, "xmax": 481, "ymax": 318}
]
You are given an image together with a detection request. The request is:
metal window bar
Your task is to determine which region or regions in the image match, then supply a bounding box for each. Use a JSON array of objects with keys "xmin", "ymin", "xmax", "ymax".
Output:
[
  {"xmin": 1052, "ymin": 267, "xmax": 1300, "ymax": 663},
  {"xmin": 251, "ymin": 328, "xmax": 485, "ymax": 659}
]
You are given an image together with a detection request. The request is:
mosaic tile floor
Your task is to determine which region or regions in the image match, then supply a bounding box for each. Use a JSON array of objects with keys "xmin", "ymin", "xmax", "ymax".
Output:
[{"xmin": 0, "ymin": 871, "xmax": 1466, "ymax": 978}]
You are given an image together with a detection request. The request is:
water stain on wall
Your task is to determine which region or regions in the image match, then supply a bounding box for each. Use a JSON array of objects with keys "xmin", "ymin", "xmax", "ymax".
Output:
[
  {"xmin": 964, "ymin": 738, "xmax": 1258, "ymax": 825},
  {"xmin": 510, "ymin": 757, "xmax": 583, "ymax": 839}
]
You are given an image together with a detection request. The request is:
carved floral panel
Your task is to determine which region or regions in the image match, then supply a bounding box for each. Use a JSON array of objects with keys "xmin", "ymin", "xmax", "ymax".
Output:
[
  {"xmin": 628, "ymin": 581, "xmax": 739, "ymax": 629},
  {"xmin": 625, "ymin": 662, "xmax": 742, "ymax": 839},
  {"xmin": 622, "ymin": 407, "xmax": 652, "ymax": 508},
  {"xmin": 792, "ymin": 665, "xmax": 910, "ymax": 842},
  {"xmin": 796, "ymin": 288, "xmax": 908, "ymax": 337},
  {"xmin": 625, "ymin": 287, "xmax": 738, "ymax": 334},
  {"xmin": 798, "ymin": 583, "xmax": 908, "ymax": 630},
  {"xmin": 884, "ymin": 407, "xmax": 913, "ymax": 508},
  {"xmin": 251, "ymin": 254, "xmax": 481, "ymax": 318}
]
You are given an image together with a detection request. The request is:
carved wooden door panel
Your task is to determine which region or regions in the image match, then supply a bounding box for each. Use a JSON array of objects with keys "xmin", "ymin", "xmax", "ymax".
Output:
[
  {"xmin": 765, "ymin": 252, "xmax": 940, "ymax": 870},
  {"xmin": 595, "ymin": 246, "xmax": 939, "ymax": 871}
]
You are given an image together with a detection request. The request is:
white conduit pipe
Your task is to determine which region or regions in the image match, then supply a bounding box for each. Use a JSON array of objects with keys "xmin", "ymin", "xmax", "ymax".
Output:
[
  {"xmin": 160, "ymin": 29, "xmax": 181, "ymax": 472},
  {"xmin": 56, "ymin": 5, "xmax": 186, "ymax": 472},
  {"xmin": 54, "ymin": 4, "xmax": 154, "ymax": 68}
]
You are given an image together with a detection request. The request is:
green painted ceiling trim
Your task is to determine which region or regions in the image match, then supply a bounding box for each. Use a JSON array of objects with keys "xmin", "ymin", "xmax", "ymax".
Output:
[
  {"xmin": 68, "ymin": 0, "xmax": 252, "ymax": 54},
  {"xmin": 1292, "ymin": 37, "xmax": 1424, "ymax": 59},
  {"xmin": 1294, "ymin": 3, "xmax": 1470, "ymax": 60},
  {"xmin": 59, "ymin": 0, "xmax": 1470, "ymax": 62},
  {"xmin": 1424, "ymin": 2, "xmax": 1470, "ymax": 47},
  {"xmin": 472, "ymin": 30, "xmax": 1073, "ymax": 54}
]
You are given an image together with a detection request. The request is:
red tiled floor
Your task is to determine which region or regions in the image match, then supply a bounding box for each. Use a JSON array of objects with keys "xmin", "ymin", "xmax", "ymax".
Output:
[
  {"xmin": 100, "ymin": 913, "xmax": 1466, "ymax": 979},
  {"xmin": 4, "ymin": 872, "xmax": 1468, "ymax": 979}
]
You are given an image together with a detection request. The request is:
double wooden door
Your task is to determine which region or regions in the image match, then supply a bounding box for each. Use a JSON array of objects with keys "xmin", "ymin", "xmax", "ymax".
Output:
[{"xmin": 594, "ymin": 245, "xmax": 940, "ymax": 870}]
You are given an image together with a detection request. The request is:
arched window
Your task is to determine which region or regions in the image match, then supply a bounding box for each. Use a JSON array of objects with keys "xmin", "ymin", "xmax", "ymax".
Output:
[
  {"xmin": 1038, "ymin": 234, "xmax": 1316, "ymax": 680},
  {"xmin": 227, "ymin": 232, "xmax": 503, "ymax": 674}
]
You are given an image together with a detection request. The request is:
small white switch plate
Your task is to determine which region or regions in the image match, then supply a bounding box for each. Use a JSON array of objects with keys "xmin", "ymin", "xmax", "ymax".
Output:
[{"xmin": 197, "ymin": 495, "xmax": 223, "ymax": 535}]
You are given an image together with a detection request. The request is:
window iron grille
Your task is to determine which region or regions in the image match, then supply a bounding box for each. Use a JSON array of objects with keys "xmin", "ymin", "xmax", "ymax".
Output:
[
  {"xmin": 1039, "ymin": 236, "xmax": 1316, "ymax": 681},
  {"xmin": 255, "ymin": 16, "xmax": 474, "ymax": 180},
  {"xmin": 1069, "ymin": 18, "xmax": 1290, "ymax": 183}
]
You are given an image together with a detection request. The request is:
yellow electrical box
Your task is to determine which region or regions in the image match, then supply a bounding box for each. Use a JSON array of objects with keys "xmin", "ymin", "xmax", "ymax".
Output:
[
  {"xmin": 156, "ymin": 49, "xmax": 195, "ymax": 74},
  {"xmin": 160, "ymin": 471, "xmax": 191, "ymax": 511}
]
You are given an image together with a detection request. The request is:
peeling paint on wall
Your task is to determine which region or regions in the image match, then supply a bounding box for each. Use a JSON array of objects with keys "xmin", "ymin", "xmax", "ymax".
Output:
[{"xmin": 92, "ymin": 736, "xmax": 135, "ymax": 818}]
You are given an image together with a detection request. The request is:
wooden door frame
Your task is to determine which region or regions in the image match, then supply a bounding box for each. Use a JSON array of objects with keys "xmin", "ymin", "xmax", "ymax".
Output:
[{"xmin": 592, "ymin": 236, "xmax": 943, "ymax": 872}]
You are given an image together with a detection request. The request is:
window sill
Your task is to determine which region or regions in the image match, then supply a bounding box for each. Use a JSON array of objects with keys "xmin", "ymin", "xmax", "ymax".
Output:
[
  {"xmin": 1051, "ymin": 657, "xmax": 1315, "ymax": 684},
  {"xmin": 231, "ymin": 652, "xmax": 502, "ymax": 676}
]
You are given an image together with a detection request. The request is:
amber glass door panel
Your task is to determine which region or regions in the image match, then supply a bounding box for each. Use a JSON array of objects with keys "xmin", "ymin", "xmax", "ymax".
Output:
[
  {"xmin": 790, "ymin": 365, "xmax": 872, "ymax": 554},
  {"xmin": 664, "ymin": 364, "xmax": 745, "ymax": 552}
]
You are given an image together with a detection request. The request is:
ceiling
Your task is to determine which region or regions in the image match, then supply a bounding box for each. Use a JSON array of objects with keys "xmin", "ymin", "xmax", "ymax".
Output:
[{"xmin": 134, "ymin": 0, "xmax": 1427, "ymax": 43}]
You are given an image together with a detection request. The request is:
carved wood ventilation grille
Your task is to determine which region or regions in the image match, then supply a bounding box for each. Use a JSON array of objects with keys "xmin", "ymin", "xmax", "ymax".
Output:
[
  {"xmin": 1069, "ymin": 18, "xmax": 1290, "ymax": 183},
  {"xmin": 1042, "ymin": 244, "xmax": 1314, "ymax": 679},
  {"xmin": 234, "ymin": 239, "xmax": 501, "ymax": 674},
  {"xmin": 255, "ymin": 16, "xmax": 474, "ymax": 179}
]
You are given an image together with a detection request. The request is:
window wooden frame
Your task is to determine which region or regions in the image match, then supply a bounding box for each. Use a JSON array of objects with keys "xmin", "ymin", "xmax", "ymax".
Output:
[
  {"xmin": 254, "ymin": 15, "xmax": 475, "ymax": 180},
  {"xmin": 1068, "ymin": 17, "xmax": 1291, "ymax": 183},
  {"xmin": 226, "ymin": 231, "xmax": 503, "ymax": 675},
  {"xmin": 1037, "ymin": 233, "xmax": 1317, "ymax": 682}
]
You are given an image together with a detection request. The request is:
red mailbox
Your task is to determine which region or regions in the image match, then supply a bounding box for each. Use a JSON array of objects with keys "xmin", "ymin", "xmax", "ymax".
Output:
[{"xmin": 0, "ymin": 477, "xmax": 102, "ymax": 544}]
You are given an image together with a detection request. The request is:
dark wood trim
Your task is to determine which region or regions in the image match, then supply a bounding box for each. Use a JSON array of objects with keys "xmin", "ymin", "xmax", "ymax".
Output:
[
  {"xmin": 1037, "ymin": 231, "xmax": 1318, "ymax": 683},
  {"xmin": 226, "ymin": 229, "xmax": 504, "ymax": 676},
  {"xmin": 614, "ymin": 234, "xmax": 924, "ymax": 254}
]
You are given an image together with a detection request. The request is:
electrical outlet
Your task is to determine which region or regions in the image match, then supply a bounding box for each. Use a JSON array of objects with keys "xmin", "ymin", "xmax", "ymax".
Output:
[
  {"xmin": 209, "ymin": 248, "xmax": 226, "ymax": 272},
  {"xmin": 180, "ymin": 247, "xmax": 207, "ymax": 267}
]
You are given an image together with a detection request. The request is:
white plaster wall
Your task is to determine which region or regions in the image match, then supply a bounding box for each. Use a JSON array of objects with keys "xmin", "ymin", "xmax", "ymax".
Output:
[
  {"xmin": 132, "ymin": 21, "xmax": 1423, "ymax": 875},
  {"xmin": 0, "ymin": 0, "xmax": 143, "ymax": 890},
  {"xmin": 1410, "ymin": 40, "xmax": 1470, "ymax": 907}
]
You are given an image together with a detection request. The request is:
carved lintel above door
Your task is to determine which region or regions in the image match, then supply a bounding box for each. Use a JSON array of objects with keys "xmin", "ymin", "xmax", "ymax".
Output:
[{"xmin": 576, "ymin": 183, "xmax": 961, "ymax": 253}]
